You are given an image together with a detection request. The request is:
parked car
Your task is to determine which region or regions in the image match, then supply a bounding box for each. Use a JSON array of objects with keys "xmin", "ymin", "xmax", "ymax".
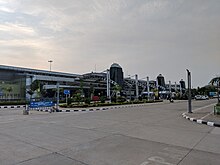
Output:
[
  {"xmin": 204, "ymin": 95, "xmax": 209, "ymax": 100},
  {"xmin": 195, "ymin": 95, "xmax": 208, "ymax": 100},
  {"xmin": 195, "ymin": 95, "xmax": 202, "ymax": 100}
]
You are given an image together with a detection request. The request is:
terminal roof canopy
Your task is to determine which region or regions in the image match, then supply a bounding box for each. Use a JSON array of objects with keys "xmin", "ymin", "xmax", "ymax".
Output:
[{"xmin": 0, "ymin": 65, "xmax": 82, "ymax": 79}]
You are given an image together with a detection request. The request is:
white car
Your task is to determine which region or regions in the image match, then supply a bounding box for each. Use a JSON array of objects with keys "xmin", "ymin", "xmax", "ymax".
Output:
[
  {"xmin": 195, "ymin": 95, "xmax": 202, "ymax": 100},
  {"xmin": 204, "ymin": 95, "xmax": 209, "ymax": 100},
  {"xmin": 195, "ymin": 95, "xmax": 208, "ymax": 100}
]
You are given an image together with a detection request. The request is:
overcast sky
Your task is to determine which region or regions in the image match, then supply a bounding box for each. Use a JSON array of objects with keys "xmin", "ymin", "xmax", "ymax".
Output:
[{"xmin": 0, "ymin": 0, "xmax": 220, "ymax": 87}]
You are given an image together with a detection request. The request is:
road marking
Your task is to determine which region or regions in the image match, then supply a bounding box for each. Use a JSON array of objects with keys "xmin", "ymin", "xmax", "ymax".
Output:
[
  {"xmin": 193, "ymin": 103, "xmax": 216, "ymax": 112},
  {"xmin": 140, "ymin": 161, "xmax": 149, "ymax": 165},
  {"xmin": 140, "ymin": 156, "xmax": 175, "ymax": 165},
  {"xmin": 200, "ymin": 111, "xmax": 213, "ymax": 120}
]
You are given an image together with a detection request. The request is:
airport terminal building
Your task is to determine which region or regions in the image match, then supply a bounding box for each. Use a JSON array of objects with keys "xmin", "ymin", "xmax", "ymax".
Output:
[{"xmin": 0, "ymin": 64, "xmax": 186, "ymax": 102}]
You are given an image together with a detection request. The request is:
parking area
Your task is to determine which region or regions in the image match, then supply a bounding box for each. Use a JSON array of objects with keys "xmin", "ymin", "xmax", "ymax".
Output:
[{"xmin": 0, "ymin": 99, "xmax": 220, "ymax": 165}]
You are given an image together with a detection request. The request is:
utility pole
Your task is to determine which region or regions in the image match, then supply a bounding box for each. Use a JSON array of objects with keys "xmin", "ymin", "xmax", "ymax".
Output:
[
  {"xmin": 135, "ymin": 74, "xmax": 139, "ymax": 100},
  {"xmin": 186, "ymin": 69, "xmax": 192, "ymax": 113},
  {"xmin": 56, "ymin": 82, "xmax": 60, "ymax": 110},
  {"xmin": 218, "ymin": 80, "xmax": 220, "ymax": 104},
  {"xmin": 147, "ymin": 76, "xmax": 150, "ymax": 101}
]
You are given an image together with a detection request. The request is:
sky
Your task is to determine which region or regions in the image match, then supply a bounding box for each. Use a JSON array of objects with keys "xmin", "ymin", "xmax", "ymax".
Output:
[{"xmin": 0, "ymin": 0, "xmax": 220, "ymax": 87}]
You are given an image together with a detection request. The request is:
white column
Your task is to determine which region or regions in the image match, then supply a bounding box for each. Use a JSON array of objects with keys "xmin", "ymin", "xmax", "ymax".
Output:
[
  {"xmin": 106, "ymin": 69, "xmax": 110, "ymax": 99},
  {"xmin": 25, "ymin": 76, "xmax": 33, "ymax": 101},
  {"xmin": 175, "ymin": 82, "xmax": 177, "ymax": 92}
]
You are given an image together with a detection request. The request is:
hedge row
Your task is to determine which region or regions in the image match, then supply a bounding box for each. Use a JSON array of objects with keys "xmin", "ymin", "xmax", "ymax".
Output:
[{"xmin": 60, "ymin": 100, "xmax": 163, "ymax": 108}]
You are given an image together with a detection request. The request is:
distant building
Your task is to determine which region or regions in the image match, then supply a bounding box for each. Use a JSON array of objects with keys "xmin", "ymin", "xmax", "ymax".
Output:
[
  {"xmin": 179, "ymin": 79, "xmax": 186, "ymax": 89},
  {"xmin": 110, "ymin": 63, "xmax": 124, "ymax": 87},
  {"xmin": 0, "ymin": 64, "xmax": 186, "ymax": 102},
  {"xmin": 157, "ymin": 74, "xmax": 166, "ymax": 88}
]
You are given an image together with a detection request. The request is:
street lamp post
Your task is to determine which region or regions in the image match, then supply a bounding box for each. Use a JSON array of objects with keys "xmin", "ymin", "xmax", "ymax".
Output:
[
  {"xmin": 186, "ymin": 69, "xmax": 192, "ymax": 113},
  {"xmin": 135, "ymin": 74, "xmax": 139, "ymax": 100},
  {"xmin": 147, "ymin": 76, "xmax": 150, "ymax": 101},
  {"xmin": 217, "ymin": 80, "xmax": 220, "ymax": 104},
  {"xmin": 56, "ymin": 82, "xmax": 60, "ymax": 110},
  {"xmin": 48, "ymin": 60, "xmax": 53, "ymax": 71}
]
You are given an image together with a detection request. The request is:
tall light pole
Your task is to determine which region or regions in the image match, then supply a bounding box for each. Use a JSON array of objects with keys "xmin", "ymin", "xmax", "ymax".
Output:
[
  {"xmin": 48, "ymin": 60, "xmax": 53, "ymax": 71},
  {"xmin": 135, "ymin": 74, "xmax": 139, "ymax": 100},
  {"xmin": 56, "ymin": 82, "xmax": 60, "ymax": 110},
  {"xmin": 217, "ymin": 79, "xmax": 220, "ymax": 104},
  {"xmin": 147, "ymin": 76, "xmax": 150, "ymax": 101},
  {"xmin": 186, "ymin": 69, "xmax": 192, "ymax": 113}
]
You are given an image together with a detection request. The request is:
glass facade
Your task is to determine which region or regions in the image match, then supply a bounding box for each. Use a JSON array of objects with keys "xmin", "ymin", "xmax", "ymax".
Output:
[{"xmin": 0, "ymin": 70, "xmax": 26, "ymax": 101}]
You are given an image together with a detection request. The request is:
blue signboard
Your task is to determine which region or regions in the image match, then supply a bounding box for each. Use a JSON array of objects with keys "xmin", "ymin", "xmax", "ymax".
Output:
[
  {"xmin": 29, "ymin": 101, "xmax": 55, "ymax": 108},
  {"xmin": 64, "ymin": 90, "xmax": 70, "ymax": 95},
  {"xmin": 209, "ymin": 92, "xmax": 217, "ymax": 97}
]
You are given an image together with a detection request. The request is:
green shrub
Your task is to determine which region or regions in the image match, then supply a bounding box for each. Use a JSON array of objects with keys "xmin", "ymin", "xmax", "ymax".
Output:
[
  {"xmin": 117, "ymin": 96, "xmax": 126, "ymax": 103},
  {"xmin": 84, "ymin": 98, "xmax": 91, "ymax": 104},
  {"xmin": 67, "ymin": 98, "xmax": 72, "ymax": 105},
  {"xmin": 111, "ymin": 96, "xmax": 116, "ymax": 103},
  {"xmin": 59, "ymin": 104, "xmax": 67, "ymax": 108},
  {"xmin": 0, "ymin": 101, "xmax": 27, "ymax": 106},
  {"xmin": 100, "ymin": 96, "xmax": 105, "ymax": 103}
]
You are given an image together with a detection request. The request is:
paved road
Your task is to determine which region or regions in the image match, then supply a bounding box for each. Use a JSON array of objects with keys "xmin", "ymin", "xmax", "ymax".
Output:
[{"xmin": 0, "ymin": 99, "xmax": 219, "ymax": 165}]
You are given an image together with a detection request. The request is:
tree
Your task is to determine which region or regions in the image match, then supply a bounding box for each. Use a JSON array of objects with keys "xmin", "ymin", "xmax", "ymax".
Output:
[
  {"xmin": 209, "ymin": 77, "xmax": 220, "ymax": 104},
  {"xmin": 30, "ymin": 80, "xmax": 40, "ymax": 92},
  {"xmin": 112, "ymin": 85, "xmax": 122, "ymax": 102},
  {"xmin": 5, "ymin": 86, "xmax": 13, "ymax": 99}
]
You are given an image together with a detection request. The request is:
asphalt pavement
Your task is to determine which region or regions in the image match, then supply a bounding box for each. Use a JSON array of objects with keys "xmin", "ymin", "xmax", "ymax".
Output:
[{"xmin": 0, "ymin": 99, "xmax": 219, "ymax": 165}]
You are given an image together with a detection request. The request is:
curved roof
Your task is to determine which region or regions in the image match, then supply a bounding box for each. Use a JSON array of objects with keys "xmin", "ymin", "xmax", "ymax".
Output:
[
  {"xmin": 0, "ymin": 65, "xmax": 82, "ymax": 78},
  {"xmin": 157, "ymin": 74, "xmax": 164, "ymax": 78},
  {"xmin": 110, "ymin": 63, "xmax": 122, "ymax": 68}
]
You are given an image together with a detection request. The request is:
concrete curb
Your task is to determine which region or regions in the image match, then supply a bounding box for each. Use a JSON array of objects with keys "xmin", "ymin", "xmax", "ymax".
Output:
[
  {"xmin": 56, "ymin": 104, "xmax": 146, "ymax": 113},
  {"xmin": 182, "ymin": 113, "xmax": 220, "ymax": 128},
  {"xmin": 0, "ymin": 105, "xmax": 26, "ymax": 109},
  {"xmin": 33, "ymin": 103, "xmax": 152, "ymax": 113},
  {"xmin": 1, "ymin": 102, "xmax": 164, "ymax": 113}
]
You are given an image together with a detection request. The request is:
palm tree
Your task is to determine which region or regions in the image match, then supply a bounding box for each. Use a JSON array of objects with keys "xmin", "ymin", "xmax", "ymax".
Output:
[
  {"xmin": 6, "ymin": 86, "xmax": 13, "ymax": 100},
  {"xmin": 209, "ymin": 77, "xmax": 220, "ymax": 104}
]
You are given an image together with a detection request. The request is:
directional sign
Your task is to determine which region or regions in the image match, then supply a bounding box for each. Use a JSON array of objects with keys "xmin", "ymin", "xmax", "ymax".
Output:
[
  {"xmin": 29, "ymin": 101, "xmax": 55, "ymax": 108},
  {"xmin": 64, "ymin": 90, "xmax": 70, "ymax": 95}
]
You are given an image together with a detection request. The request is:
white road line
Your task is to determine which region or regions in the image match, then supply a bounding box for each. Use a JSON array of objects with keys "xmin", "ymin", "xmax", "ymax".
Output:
[
  {"xmin": 200, "ymin": 111, "xmax": 213, "ymax": 120},
  {"xmin": 193, "ymin": 103, "xmax": 216, "ymax": 112}
]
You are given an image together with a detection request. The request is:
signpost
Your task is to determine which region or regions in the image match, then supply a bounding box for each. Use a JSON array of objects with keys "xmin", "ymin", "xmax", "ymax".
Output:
[{"xmin": 64, "ymin": 90, "xmax": 70, "ymax": 104}]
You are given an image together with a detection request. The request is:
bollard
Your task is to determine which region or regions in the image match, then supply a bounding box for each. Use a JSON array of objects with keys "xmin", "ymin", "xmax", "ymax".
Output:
[{"xmin": 23, "ymin": 105, "xmax": 29, "ymax": 115}]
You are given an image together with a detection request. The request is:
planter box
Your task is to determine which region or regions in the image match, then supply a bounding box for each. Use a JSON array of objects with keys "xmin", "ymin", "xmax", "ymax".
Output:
[{"xmin": 214, "ymin": 106, "xmax": 220, "ymax": 115}]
